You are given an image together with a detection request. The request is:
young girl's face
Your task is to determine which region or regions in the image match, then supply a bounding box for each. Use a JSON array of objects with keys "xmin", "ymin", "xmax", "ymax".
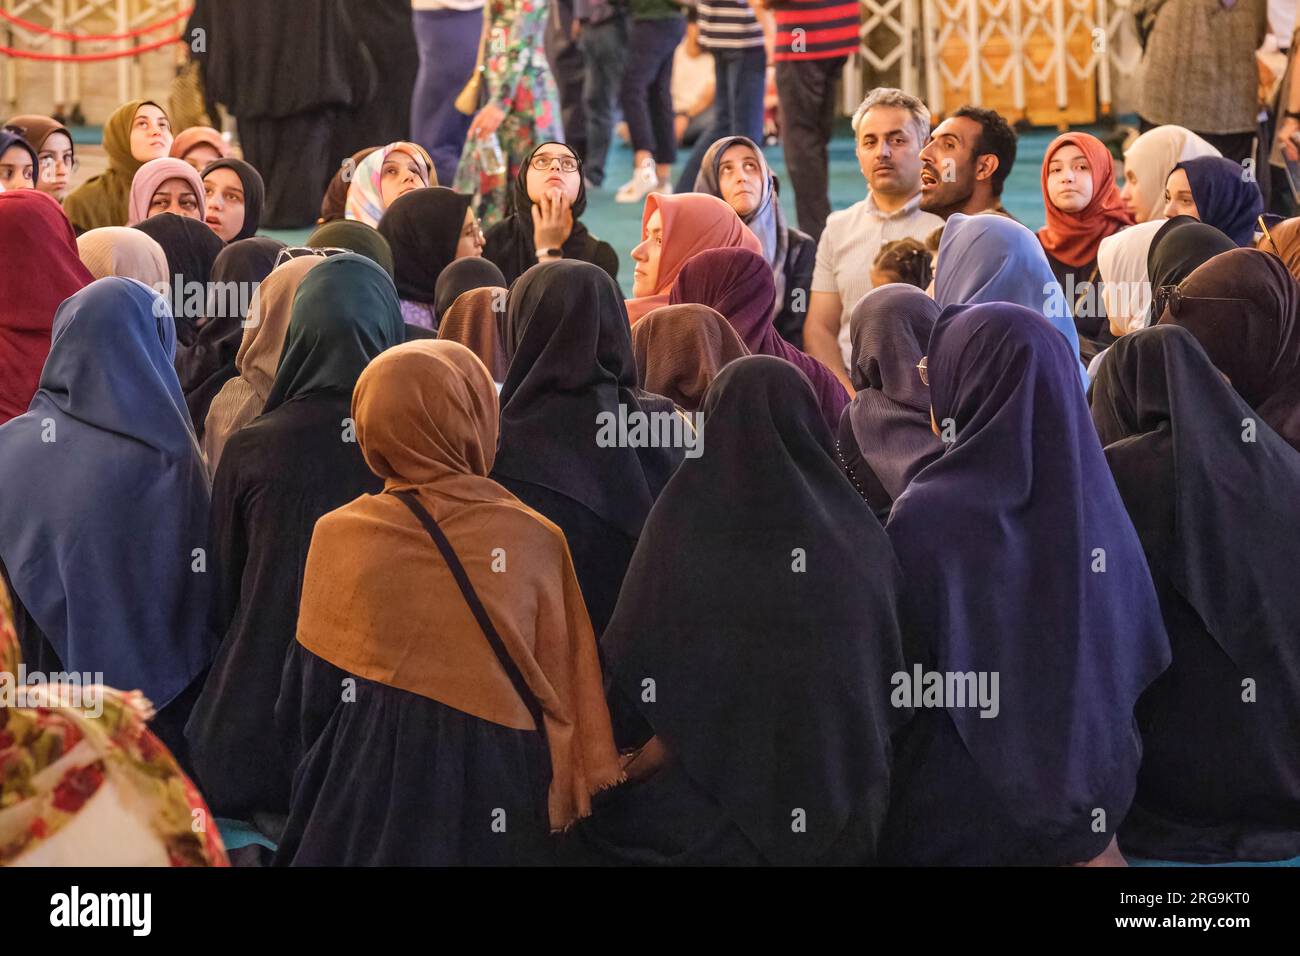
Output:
[
  {"xmin": 380, "ymin": 149, "xmax": 427, "ymax": 208},
  {"xmin": 0, "ymin": 145, "xmax": 34, "ymax": 190},
  {"xmin": 130, "ymin": 104, "xmax": 173, "ymax": 164},
  {"xmin": 203, "ymin": 166, "xmax": 246, "ymax": 241},
  {"xmin": 1161, "ymin": 167, "xmax": 1199, "ymax": 220},
  {"xmin": 1046, "ymin": 144, "xmax": 1094, "ymax": 213}
]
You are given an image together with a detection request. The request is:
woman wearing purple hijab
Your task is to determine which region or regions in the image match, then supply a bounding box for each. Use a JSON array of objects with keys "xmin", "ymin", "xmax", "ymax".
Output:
[
  {"xmin": 881, "ymin": 301, "xmax": 1171, "ymax": 865},
  {"xmin": 836, "ymin": 284, "xmax": 944, "ymax": 521},
  {"xmin": 1161, "ymin": 156, "xmax": 1262, "ymax": 246},
  {"xmin": 668, "ymin": 247, "xmax": 849, "ymax": 429}
]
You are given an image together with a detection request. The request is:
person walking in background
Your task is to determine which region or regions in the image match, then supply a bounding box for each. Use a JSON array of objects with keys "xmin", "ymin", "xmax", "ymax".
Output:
[
  {"xmin": 769, "ymin": 0, "xmax": 861, "ymax": 241},
  {"xmin": 615, "ymin": 0, "xmax": 687, "ymax": 202},
  {"xmin": 455, "ymin": 0, "xmax": 564, "ymax": 228},
  {"xmin": 673, "ymin": 0, "xmax": 771, "ymax": 194},
  {"xmin": 410, "ymin": 0, "xmax": 486, "ymax": 186},
  {"xmin": 574, "ymin": 0, "xmax": 627, "ymax": 189}
]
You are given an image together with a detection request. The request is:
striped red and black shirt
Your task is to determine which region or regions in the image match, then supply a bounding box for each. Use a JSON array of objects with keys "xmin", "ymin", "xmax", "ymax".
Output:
[{"xmin": 773, "ymin": 0, "xmax": 860, "ymax": 62}]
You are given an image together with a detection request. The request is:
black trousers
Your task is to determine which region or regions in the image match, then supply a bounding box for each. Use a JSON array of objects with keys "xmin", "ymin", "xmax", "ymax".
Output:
[
  {"xmin": 775, "ymin": 55, "xmax": 847, "ymax": 243},
  {"xmin": 546, "ymin": 0, "xmax": 588, "ymax": 162}
]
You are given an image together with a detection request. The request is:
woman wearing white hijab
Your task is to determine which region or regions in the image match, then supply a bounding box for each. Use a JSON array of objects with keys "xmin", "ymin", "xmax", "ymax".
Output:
[
  {"xmin": 1098, "ymin": 219, "xmax": 1167, "ymax": 337},
  {"xmin": 1120, "ymin": 126, "xmax": 1220, "ymax": 223}
]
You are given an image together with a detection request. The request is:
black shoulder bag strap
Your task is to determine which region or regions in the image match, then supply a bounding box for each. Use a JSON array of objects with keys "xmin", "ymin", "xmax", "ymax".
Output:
[{"xmin": 389, "ymin": 489, "xmax": 546, "ymax": 734}]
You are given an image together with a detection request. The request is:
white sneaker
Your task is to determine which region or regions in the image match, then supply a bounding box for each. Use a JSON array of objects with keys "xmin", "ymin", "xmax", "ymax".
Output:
[
  {"xmin": 654, "ymin": 180, "xmax": 673, "ymax": 196},
  {"xmin": 615, "ymin": 159, "xmax": 660, "ymax": 204}
]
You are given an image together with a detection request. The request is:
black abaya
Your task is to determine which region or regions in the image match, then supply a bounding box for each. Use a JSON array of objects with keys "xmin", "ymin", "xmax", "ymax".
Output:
[
  {"xmin": 185, "ymin": 393, "xmax": 383, "ymax": 825},
  {"xmin": 272, "ymin": 644, "xmax": 554, "ymax": 866}
]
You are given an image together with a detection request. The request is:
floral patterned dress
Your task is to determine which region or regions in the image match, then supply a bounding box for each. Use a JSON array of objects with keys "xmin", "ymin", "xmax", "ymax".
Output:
[
  {"xmin": 0, "ymin": 579, "xmax": 228, "ymax": 867},
  {"xmin": 454, "ymin": 0, "xmax": 563, "ymax": 228}
]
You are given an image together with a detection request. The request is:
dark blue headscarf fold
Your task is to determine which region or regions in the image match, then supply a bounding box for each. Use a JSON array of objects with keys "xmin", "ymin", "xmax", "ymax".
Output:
[
  {"xmin": 1174, "ymin": 156, "xmax": 1263, "ymax": 247},
  {"xmin": 886, "ymin": 301, "xmax": 1170, "ymax": 841},
  {"xmin": 0, "ymin": 277, "xmax": 215, "ymax": 707}
]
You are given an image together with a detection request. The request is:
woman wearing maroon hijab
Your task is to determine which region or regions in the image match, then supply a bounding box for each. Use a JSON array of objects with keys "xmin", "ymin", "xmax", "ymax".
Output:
[
  {"xmin": 669, "ymin": 247, "xmax": 849, "ymax": 429},
  {"xmin": 1037, "ymin": 132, "xmax": 1133, "ymax": 344},
  {"xmin": 0, "ymin": 190, "xmax": 94, "ymax": 423}
]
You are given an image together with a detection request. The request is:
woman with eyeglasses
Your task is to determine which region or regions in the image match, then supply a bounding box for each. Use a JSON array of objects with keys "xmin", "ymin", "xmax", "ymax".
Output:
[
  {"xmin": 378, "ymin": 186, "xmax": 485, "ymax": 331},
  {"xmin": 481, "ymin": 141, "xmax": 618, "ymax": 287},
  {"xmin": 3, "ymin": 116, "xmax": 75, "ymax": 201}
]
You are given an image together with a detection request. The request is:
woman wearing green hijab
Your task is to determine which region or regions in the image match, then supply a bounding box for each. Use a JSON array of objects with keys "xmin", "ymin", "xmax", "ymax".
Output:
[
  {"xmin": 63, "ymin": 100, "xmax": 174, "ymax": 232},
  {"xmin": 305, "ymin": 219, "xmax": 395, "ymax": 279}
]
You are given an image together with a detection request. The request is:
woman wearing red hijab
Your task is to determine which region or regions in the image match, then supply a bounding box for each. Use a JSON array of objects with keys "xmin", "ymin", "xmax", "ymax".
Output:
[
  {"xmin": 1037, "ymin": 132, "xmax": 1133, "ymax": 350},
  {"xmin": 0, "ymin": 190, "xmax": 94, "ymax": 423}
]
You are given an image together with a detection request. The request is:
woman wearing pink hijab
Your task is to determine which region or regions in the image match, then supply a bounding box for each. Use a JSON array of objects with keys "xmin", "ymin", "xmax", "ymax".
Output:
[
  {"xmin": 670, "ymin": 247, "xmax": 850, "ymax": 429},
  {"xmin": 626, "ymin": 192, "xmax": 762, "ymax": 323},
  {"xmin": 127, "ymin": 157, "xmax": 206, "ymax": 226}
]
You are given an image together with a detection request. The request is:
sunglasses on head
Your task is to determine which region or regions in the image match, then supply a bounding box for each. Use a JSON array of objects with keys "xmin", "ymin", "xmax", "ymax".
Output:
[
  {"xmin": 274, "ymin": 246, "xmax": 353, "ymax": 268},
  {"xmin": 1153, "ymin": 285, "xmax": 1252, "ymax": 323}
]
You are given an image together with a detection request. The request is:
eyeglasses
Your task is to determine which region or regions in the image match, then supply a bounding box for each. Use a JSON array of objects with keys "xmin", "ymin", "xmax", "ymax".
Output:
[
  {"xmin": 916, "ymin": 356, "xmax": 929, "ymax": 386},
  {"xmin": 1259, "ymin": 215, "xmax": 1277, "ymax": 254},
  {"xmin": 274, "ymin": 246, "xmax": 353, "ymax": 268},
  {"xmin": 461, "ymin": 220, "xmax": 484, "ymax": 240},
  {"xmin": 530, "ymin": 154, "xmax": 581, "ymax": 173}
]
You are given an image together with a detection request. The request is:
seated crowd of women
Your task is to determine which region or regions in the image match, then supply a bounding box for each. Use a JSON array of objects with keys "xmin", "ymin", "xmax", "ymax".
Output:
[{"xmin": 0, "ymin": 105, "xmax": 1297, "ymax": 867}]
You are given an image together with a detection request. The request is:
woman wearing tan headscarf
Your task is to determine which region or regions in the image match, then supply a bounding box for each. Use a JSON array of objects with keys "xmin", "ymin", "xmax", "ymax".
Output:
[
  {"xmin": 201, "ymin": 255, "xmax": 322, "ymax": 473},
  {"xmin": 272, "ymin": 339, "xmax": 621, "ymax": 866},
  {"xmin": 76, "ymin": 227, "xmax": 170, "ymax": 287},
  {"xmin": 631, "ymin": 303, "xmax": 749, "ymax": 412},
  {"xmin": 436, "ymin": 285, "xmax": 509, "ymax": 382}
]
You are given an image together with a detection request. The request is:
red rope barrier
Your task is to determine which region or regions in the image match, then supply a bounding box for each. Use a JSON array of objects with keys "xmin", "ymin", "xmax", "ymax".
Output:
[
  {"xmin": 0, "ymin": 33, "xmax": 180, "ymax": 61},
  {"xmin": 0, "ymin": 7, "xmax": 191, "ymax": 42}
]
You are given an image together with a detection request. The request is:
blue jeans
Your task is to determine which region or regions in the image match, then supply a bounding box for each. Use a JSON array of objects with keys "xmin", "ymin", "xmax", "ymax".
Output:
[
  {"xmin": 580, "ymin": 15, "xmax": 628, "ymax": 185},
  {"xmin": 410, "ymin": 8, "xmax": 482, "ymax": 187},
  {"xmin": 620, "ymin": 17, "xmax": 686, "ymax": 166},
  {"xmin": 675, "ymin": 45, "xmax": 767, "ymax": 193}
]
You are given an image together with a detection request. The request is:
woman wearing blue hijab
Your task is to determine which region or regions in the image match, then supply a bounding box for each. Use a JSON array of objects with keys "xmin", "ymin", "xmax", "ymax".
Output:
[
  {"xmin": 1163, "ymin": 156, "xmax": 1262, "ymax": 247},
  {"xmin": 934, "ymin": 213, "xmax": 1089, "ymax": 386},
  {"xmin": 0, "ymin": 277, "xmax": 215, "ymax": 762},
  {"xmin": 881, "ymin": 300, "xmax": 1171, "ymax": 865}
]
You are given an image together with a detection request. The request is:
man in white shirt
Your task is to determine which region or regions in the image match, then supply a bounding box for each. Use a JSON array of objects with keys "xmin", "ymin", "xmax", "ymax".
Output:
[{"xmin": 804, "ymin": 88, "xmax": 943, "ymax": 388}]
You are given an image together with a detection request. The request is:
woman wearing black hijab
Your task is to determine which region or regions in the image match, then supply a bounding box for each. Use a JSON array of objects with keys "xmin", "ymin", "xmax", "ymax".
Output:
[
  {"xmin": 482, "ymin": 141, "xmax": 618, "ymax": 287},
  {"xmin": 1159, "ymin": 248, "xmax": 1300, "ymax": 452},
  {"xmin": 572, "ymin": 356, "xmax": 910, "ymax": 865},
  {"xmin": 200, "ymin": 157, "xmax": 266, "ymax": 242},
  {"xmin": 1091, "ymin": 325, "xmax": 1300, "ymax": 863},
  {"xmin": 175, "ymin": 236, "xmax": 284, "ymax": 439},
  {"xmin": 184, "ymin": 254, "xmax": 404, "ymax": 836},
  {"xmin": 1145, "ymin": 216, "xmax": 1236, "ymax": 310},
  {"xmin": 433, "ymin": 256, "xmax": 507, "ymax": 327},
  {"xmin": 134, "ymin": 212, "xmax": 227, "ymax": 348},
  {"xmin": 377, "ymin": 186, "xmax": 483, "ymax": 331},
  {"xmin": 491, "ymin": 260, "xmax": 684, "ymax": 637}
]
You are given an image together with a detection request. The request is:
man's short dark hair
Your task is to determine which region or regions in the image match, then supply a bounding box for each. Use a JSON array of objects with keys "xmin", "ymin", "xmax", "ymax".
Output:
[{"xmin": 951, "ymin": 106, "xmax": 1017, "ymax": 197}]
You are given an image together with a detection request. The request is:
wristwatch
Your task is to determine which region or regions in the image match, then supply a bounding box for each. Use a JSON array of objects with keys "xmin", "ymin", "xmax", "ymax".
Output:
[
  {"xmin": 537, "ymin": 248, "xmax": 563, "ymax": 260},
  {"xmin": 1286, "ymin": 110, "xmax": 1300, "ymax": 120}
]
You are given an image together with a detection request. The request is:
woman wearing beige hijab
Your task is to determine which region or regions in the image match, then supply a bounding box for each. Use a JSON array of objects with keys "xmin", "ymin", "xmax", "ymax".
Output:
[
  {"xmin": 76, "ymin": 226, "xmax": 169, "ymax": 288},
  {"xmin": 201, "ymin": 255, "xmax": 322, "ymax": 473},
  {"xmin": 273, "ymin": 339, "xmax": 621, "ymax": 865}
]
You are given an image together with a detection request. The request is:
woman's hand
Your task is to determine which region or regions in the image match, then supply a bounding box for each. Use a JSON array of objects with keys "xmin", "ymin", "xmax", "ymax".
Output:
[
  {"xmin": 468, "ymin": 103, "xmax": 506, "ymax": 141},
  {"xmin": 1280, "ymin": 116, "xmax": 1300, "ymax": 163},
  {"xmin": 532, "ymin": 187, "xmax": 574, "ymax": 252}
]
